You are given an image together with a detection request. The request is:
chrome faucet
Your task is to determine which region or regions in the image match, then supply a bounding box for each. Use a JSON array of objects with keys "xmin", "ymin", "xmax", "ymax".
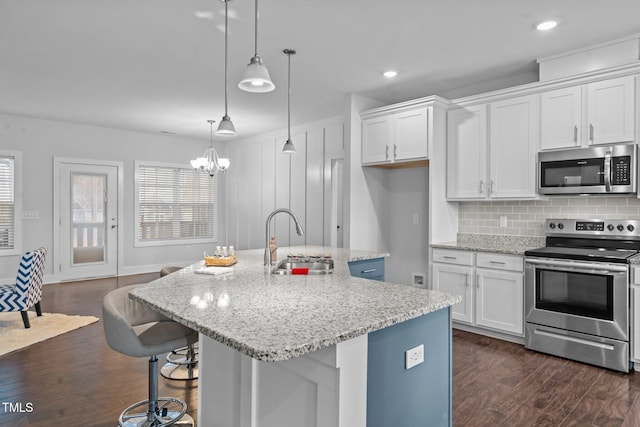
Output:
[{"xmin": 264, "ymin": 208, "xmax": 305, "ymax": 266}]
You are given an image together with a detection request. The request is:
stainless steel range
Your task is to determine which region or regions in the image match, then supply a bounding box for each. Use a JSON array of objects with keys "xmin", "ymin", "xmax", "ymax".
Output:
[{"xmin": 524, "ymin": 218, "xmax": 640, "ymax": 372}]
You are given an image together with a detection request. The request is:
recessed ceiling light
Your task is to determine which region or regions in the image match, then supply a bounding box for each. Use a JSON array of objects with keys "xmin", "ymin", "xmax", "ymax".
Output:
[
  {"xmin": 383, "ymin": 70, "xmax": 397, "ymax": 78},
  {"xmin": 536, "ymin": 20, "xmax": 558, "ymax": 31}
]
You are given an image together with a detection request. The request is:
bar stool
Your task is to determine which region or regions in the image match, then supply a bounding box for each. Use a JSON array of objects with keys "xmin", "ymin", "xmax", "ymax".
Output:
[
  {"xmin": 103, "ymin": 284, "xmax": 197, "ymax": 426},
  {"xmin": 159, "ymin": 266, "xmax": 199, "ymax": 381}
]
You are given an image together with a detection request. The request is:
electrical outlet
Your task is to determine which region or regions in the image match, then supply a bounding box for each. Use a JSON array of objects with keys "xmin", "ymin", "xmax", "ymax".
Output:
[
  {"xmin": 412, "ymin": 273, "xmax": 425, "ymax": 286},
  {"xmin": 499, "ymin": 216, "xmax": 507, "ymax": 228},
  {"xmin": 405, "ymin": 344, "xmax": 424, "ymax": 370}
]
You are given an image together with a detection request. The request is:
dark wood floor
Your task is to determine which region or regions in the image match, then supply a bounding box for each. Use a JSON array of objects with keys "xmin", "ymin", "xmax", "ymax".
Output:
[
  {"xmin": 0, "ymin": 273, "xmax": 198, "ymax": 427},
  {"xmin": 453, "ymin": 329, "xmax": 640, "ymax": 427},
  {"xmin": 3, "ymin": 276, "xmax": 640, "ymax": 426}
]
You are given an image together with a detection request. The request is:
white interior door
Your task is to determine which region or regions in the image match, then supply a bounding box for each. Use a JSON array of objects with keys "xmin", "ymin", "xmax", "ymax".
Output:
[
  {"xmin": 330, "ymin": 159, "xmax": 343, "ymax": 248},
  {"xmin": 57, "ymin": 161, "xmax": 119, "ymax": 280}
]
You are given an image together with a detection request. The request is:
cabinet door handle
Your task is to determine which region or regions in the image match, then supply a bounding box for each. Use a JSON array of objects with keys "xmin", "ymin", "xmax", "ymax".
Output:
[
  {"xmin": 479, "ymin": 180, "xmax": 485, "ymax": 195},
  {"xmin": 465, "ymin": 273, "xmax": 470, "ymax": 287},
  {"xmin": 393, "ymin": 144, "xmax": 398, "ymax": 159},
  {"xmin": 589, "ymin": 124, "xmax": 594, "ymax": 143},
  {"xmin": 476, "ymin": 274, "xmax": 480, "ymax": 289},
  {"xmin": 385, "ymin": 145, "xmax": 389, "ymax": 159},
  {"xmin": 443, "ymin": 256, "xmax": 457, "ymax": 260},
  {"xmin": 490, "ymin": 180, "xmax": 496, "ymax": 195},
  {"xmin": 573, "ymin": 125, "xmax": 578, "ymax": 143},
  {"xmin": 362, "ymin": 269, "xmax": 377, "ymax": 274},
  {"xmin": 490, "ymin": 261, "xmax": 506, "ymax": 265}
]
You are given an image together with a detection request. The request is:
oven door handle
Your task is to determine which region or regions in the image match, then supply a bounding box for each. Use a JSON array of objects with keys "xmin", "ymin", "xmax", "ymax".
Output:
[{"xmin": 525, "ymin": 258, "xmax": 628, "ymax": 273}]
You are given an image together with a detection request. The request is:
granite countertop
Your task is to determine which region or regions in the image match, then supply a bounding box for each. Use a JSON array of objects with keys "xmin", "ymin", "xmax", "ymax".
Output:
[
  {"xmin": 431, "ymin": 234, "xmax": 546, "ymax": 255},
  {"xmin": 129, "ymin": 246, "xmax": 461, "ymax": 362}
]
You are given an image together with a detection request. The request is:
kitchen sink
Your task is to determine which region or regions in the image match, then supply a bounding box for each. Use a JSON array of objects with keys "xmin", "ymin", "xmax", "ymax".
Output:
[{"xmin": 271, "ymin": 259, "xmax": 334, "ymax": 275}]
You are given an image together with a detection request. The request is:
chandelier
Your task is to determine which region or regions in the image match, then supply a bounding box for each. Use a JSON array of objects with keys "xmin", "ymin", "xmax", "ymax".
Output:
[{"xmin": 191, "ymin": 120, "xmax": 231, "ymax": 177}]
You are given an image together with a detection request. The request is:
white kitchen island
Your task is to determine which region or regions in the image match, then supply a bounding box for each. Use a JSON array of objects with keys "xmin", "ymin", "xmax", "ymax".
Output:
[{"xmin": 129, "ymin": 246, "xmax": 460, "ymax": 427}]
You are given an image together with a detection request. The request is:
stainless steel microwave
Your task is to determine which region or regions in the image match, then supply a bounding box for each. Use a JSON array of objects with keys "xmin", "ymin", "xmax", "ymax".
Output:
[{"xmin": 538, "ymin": 144, "xmax": 637, "ymax": 195}]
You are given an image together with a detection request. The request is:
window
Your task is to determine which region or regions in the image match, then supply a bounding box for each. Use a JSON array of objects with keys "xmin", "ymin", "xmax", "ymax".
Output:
[
  {"xmin": 0, "ymin": 151, "xmax": 21, "ymax": 255},
  {"xmin": 135, "ymin": 161, "xmax": 216, "ymax": 246}
]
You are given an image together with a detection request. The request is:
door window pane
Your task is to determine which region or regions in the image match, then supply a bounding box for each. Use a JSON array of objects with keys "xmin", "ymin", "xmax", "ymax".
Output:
[
  {"xmin": 535, "ymin": 269, "xmax": 613, "ymax": 320},
  {"xmin": 71, "ymin": 173, "xmax": 106, "ymax": 264}
]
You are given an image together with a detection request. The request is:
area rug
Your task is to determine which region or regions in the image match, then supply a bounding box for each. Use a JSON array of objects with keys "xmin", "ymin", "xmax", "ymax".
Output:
[{"xmin": 0, "ymin": 311, "xmax": 99, "ymax": 356}]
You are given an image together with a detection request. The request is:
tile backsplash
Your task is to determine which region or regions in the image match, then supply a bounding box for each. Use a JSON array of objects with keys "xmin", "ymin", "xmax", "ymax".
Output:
[{"xmin": 458, "ymin": 196, "xmax": 640, "ymax": 237}]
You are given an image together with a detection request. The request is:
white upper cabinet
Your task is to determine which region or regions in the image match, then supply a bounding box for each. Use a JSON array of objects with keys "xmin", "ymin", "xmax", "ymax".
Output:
[
  {"xmin": 587, "ymin": 76, "xmax": 635, "ymax": 145},
  {"xmin": 447, "ymin": 94, "xmax": 539, "ymax": 200},
  {"xmin": 362, "ymin": 106, "xmax": 429, "ymax": 165},
  {"xmin": 541, "ymin": 75, "xmax": 635, "ymax": 150},
  {"xmin": 447, "ymin": 105, "xmax": 487, "ymax": 199},
  {"xmin": 540, "ymin": 86, "xmax": 582, "ymax": 150},
  {"xmin": 489, "ymin": 94, "xmax": 540, "ymax": 199},
  {"xmin": 362, "ymin": 115, "xmax": 392, "ymax": 164},
  {"xmin": 393, "ymin": 108, "xmax": 429, "ymax": 161}
]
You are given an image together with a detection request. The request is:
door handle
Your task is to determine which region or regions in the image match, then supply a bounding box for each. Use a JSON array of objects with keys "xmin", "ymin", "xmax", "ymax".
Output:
[{"xmin": 604, "ymin": 151, "xmax": 612, "ymax": 192}]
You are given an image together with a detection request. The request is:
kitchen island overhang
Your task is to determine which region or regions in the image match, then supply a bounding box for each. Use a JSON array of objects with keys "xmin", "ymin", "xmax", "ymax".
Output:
[{"xmin": 129, "ymin": 246, "xmax": 460, "ymax": 426}]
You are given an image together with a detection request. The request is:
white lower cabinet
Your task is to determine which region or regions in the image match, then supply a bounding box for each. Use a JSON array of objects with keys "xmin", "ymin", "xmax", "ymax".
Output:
[
  {"xmin": 432, "ymin": 248, "xmax": 524, "ymax": 337},
  {"xmin": 432, "ymin": 263, "xmax": 473, "ymax": 323},
  {"xmin": 475, "ymin": 268, "xmax": 523, "ymax": 335}
]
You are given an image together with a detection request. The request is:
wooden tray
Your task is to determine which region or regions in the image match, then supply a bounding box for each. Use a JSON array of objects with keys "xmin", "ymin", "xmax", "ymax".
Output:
[{"xmin": 205, "ymin": 255, "xmax": 237, "ymax": 267}]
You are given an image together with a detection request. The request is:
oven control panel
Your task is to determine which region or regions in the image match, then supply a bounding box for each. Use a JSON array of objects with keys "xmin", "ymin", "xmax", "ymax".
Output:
[{"xmin": 546, "ymin": 218, "xmax": 640, "ymax": 237}]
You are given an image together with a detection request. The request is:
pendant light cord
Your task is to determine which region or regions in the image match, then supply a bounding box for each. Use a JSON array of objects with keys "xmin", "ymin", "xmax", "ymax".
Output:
[
  {"xmin": 287, "ymin": 51, "xmax": 291, "ymax": 140},
  {"xmin": 224, "ymin": 0, "xmax": 229, "ymax": 116},
  {"xmin": 210, "ymin": 121, "xmax": 214, "ymax": 148}
]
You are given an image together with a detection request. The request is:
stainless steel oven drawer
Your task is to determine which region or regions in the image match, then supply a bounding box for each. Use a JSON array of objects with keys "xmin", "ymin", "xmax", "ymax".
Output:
[{"xmin": 525, "ymin": 323, "xmax": 629, "ymax": 372}]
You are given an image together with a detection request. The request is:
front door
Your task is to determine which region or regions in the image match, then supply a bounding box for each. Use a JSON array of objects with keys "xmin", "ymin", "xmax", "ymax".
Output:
[{"xmin": 56, "ymin": 159, "xmax": 120, "ymax": 280}]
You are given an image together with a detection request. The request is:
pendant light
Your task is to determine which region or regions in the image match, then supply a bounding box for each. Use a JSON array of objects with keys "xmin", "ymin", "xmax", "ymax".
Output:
[
  {"xmin": 238, "ymin": 0, "xmax": 274, "ymax": 93},
  {"xmin": 216, "ymin": 0, "xmax": 237, "ymax": 136},
  {"xmin": 191, "ymin": 120, "xmax": 231, "ymax": 177},
  {"xmin": 282, "ymin": 49, "xmax": 296, "ymax": 154}
]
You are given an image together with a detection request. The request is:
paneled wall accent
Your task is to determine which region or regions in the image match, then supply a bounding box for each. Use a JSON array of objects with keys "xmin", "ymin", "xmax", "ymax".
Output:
[
  {"xmin": 458, "ymin": 196, "xmax": 640, "ymax": 237},
  {"xmin": 225, "ymin": 118, "xmax": 344, "ymax": 251}
]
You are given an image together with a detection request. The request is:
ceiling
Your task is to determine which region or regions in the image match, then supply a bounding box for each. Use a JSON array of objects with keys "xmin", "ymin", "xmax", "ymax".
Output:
[{"xmin": 2, "ymin": 0, "xmax": 640, "ymax": 142}]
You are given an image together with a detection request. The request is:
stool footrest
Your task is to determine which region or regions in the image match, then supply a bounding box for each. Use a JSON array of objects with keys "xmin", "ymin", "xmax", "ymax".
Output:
[{"xmin": 118, "ymin": 397, "xmax": 190, "ymax": 427}]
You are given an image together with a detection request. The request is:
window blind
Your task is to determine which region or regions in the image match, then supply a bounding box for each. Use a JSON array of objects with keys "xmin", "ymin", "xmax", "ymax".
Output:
[
  {"xmin": 0, "ymin": 156, "xmax": 15, "ymax": 249},
  {"xmin": 137, "ymin": 164, "xmax": 215, "ymax": 242}
]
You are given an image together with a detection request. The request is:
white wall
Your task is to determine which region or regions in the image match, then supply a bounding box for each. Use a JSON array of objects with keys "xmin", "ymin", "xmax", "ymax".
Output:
[
  {"xmin": 0, "ymin": 113, "xmax": 228, "ymax": 282},
  {"xmin": 225, "ymin": 116, "xmax": 344, "ymax": 251},
  {"xmin": 385, "ymin": 167, "xmax": 430, "ymax": 285},
  {"xmin": 344, "ymin": 94, "xmax": 387, "ymax": 252}
]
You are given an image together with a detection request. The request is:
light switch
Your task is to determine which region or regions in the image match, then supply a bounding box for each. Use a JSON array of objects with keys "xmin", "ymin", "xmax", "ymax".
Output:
[{"xmin": 22, "ymin": 211, "xmax": 39, "ymax": 220}]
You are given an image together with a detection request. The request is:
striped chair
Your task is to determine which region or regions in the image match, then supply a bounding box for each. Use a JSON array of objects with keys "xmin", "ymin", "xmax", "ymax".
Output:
[{"xmin": 0, "ymin": 247, "xmax": 48, "ymax": 328}]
